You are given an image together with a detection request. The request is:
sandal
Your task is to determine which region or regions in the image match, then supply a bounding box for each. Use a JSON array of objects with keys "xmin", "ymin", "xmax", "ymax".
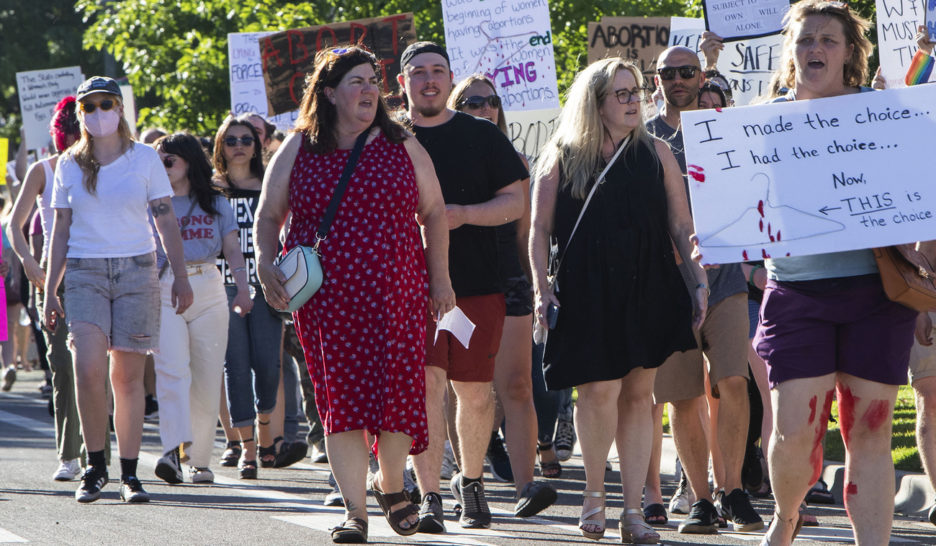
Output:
[
  {"xmin": 579, "ymin": 490, "xmax": 607, "ymax": 541},
  {"xmin": 259, "ymin": 436, "xmax": 280, "ymax": 468},
  {"xmin": 274, "ymin": 440, "xmax": 308, "ymax": 468},
  {"xmin": 805, "ymin": 478, "xmax": 835, "ymax": 504},
  {"xmin": 369, "ymin": 473, "xmax": 419, "ymax": 536},
  {"xmin": 537, "ymin": 442, "xmax": 562, "ymax": 479},
  {"xmin": 220, "ymin": 441, "xmax": 241, "ymax": 467},
  {"xmin": 642, "ymin": 503, "xmax": 668, "ymax": 525},
  {"xmin": 799, "ymin": 501, "xmax": 819, "ymax": 526},
  {"xmin": 620, "ymin": 508, "xmax": 660, "ymax": 544},
  {"xmin": 239, "ymin": 439, "xmax": 257, "ymax": 479},
  {"xmin": 330, "ymin": 517, "xmax": 367, "ymax": 543}
]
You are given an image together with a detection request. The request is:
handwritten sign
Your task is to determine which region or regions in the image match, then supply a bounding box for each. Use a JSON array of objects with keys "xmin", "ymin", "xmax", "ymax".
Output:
[
  {"xmin": 442, "ymin": 0, "xmax": 559, "ymax": 110},
  {"xmin": 260, "ymin": 14, "xmax": 416, "ymax": 116},
  {"xmin": 682, "ymin": 86, "xmax": 936, "ymax": 264},
  {"xmin": 16, "ymin": 66, "xmax": 83, "ymax": 151},
  {"xmin": 878, "ymin": 0, "xmax": 936, "ymax": 88},
  {"xmin": 227, "ymin": 32, "xmax": 299, "ymax": 131},
  {"xmin": 703, "ymin": 0, "xmax": 789, "ymax": 41},
  {"xmin": 587, "ymin": 17, "xmax": 671, "ymax": 88},
  {"xmin": 504, "ymin": 107, "xmax": 560, "ymax": 162},
  {"xmin": 927, "ymin": 0, "xmax": 936, "ymax": 40}
]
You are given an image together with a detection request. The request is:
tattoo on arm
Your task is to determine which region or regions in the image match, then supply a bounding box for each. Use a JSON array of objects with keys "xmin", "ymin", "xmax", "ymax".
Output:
[{"xmin": 151, "ymin": 202, "xmax": 171, "ymax": 218}]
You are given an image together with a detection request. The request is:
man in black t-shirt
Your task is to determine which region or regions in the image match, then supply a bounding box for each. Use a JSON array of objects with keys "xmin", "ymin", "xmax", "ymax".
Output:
[{"xmin": 396, "ymin": 42, "xmax": 535, "ymax": 532}]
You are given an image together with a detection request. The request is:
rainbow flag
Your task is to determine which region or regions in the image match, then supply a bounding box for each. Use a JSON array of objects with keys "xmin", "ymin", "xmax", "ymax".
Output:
[{"xmin": 905, "ymin": 49, "xmax": 935, "ymax": 86}]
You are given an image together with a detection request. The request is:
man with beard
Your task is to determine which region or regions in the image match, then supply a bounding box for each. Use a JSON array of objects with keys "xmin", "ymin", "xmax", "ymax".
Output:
[
  {"xmin": 396, "ymin": 42, "xmax": 553, "ymax": 533},
  {"xmin": 646, "ymin": 46, "xmax": 763, "ymax": 535}
]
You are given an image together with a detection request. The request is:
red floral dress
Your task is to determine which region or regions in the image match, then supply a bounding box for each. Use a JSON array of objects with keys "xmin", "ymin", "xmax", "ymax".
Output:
[{"xmin": 285, "ymin": 132, "xmax": 429, "ymax": 454}]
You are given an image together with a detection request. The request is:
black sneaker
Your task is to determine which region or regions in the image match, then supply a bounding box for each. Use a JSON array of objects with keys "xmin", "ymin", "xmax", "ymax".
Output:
[
  {"xmin": 155, "ymin": 446, "xmax": 183, "ymax": 484},
  {"xmin": 678, "ymin": 498, "xmax": 719, "ymax": 534},
  {"xmin": 450, "ymin": 473, "xmax": 491, "ymax": 529},
  {"xmin": 417, "ymin": 491, "xmax": 446, "ymax": 534},
  {"xmin": 75, "ymin": 466, "xmax": 109, "ymax": 503},
  {"xmin": 120, "ymin": 476, "xmax": 150, "ymax": 503},
  {"xmin": 486, "ymin": 432, "xmax": 513, "ymax": 483},
  {"xmin": 514, "ymin": 481, "xmax": 557, "ymax": 517},
  {"xmin": 718, "ymin": 488, "xmax": 764, "ymax": 532},
  {"xmin": 144, "ymin": 394, "xmax": 159, "ymax": 420}
]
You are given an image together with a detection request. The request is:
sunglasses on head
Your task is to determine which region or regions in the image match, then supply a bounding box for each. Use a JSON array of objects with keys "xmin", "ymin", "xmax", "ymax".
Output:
[
  {"xmin": 79, "ymin": 99, "xmax": 116, "ymax": 114},
  {"xmin": 657, "ymin": 66, "xmax": 699, "ymax": 81},
  {"xmin": 459, "ymin": 95, "xmax": 501, "ymax": 110},
  {"xmin": 223, "ymin": 136, "xmax": 255, "ymax": 147},
  {"xmin": 162, "ymin": 156, "xmax": 177, "ymax": 169}
]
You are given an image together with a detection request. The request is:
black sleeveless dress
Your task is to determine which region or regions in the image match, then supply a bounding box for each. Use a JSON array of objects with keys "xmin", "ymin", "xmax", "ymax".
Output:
[{"xmin": 543, "ymin": 138, "xmax": 697, "ymax": 390}]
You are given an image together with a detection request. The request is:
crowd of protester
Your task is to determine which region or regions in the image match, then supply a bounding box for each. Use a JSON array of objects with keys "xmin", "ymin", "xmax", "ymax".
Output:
[{"xmin": 3, "ymin": 1, "xmax": 936, "ymax": 544}]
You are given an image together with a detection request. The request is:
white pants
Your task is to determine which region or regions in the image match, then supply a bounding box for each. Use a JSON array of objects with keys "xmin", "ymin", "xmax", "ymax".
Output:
[{"xmin": 154, "ymin": 266, "xmax": 229, "ymax": 468}]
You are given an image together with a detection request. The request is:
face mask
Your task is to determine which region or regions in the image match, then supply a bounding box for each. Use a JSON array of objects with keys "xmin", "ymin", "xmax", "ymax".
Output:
[{"xmin": 83, "ymin": 109, "xmax": 121, "ymax": 138}]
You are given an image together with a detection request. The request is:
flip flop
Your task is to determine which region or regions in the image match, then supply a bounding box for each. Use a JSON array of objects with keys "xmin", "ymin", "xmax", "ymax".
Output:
[
  {"xmin": 369, "ymin": 474, "xmax": 419, "ymax": 536},
  {"xmin": 331, "ymin": 517, "xmax": 367, "ymax": 543},
  {"xmin": 643, "ymin": 503, "xmax": 668, "ymax": 525},
  {"xmin": 805, "ymin": 479, "xmax": 835, "ymax": 504}
]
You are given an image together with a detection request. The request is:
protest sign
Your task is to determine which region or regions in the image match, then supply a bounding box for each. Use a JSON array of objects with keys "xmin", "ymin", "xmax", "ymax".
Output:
[
  {"xmin": 878, "ymin": 0, "xmax": 936, "ymax": 88},
  {"xmin": 0, "ymin": 139, "xmax": 7, "ymax": 185},
  {"xmin": 260, "ymin": 14, "xmax": 416, "ymax": 116},
  {"xmin": 681, "ymin": 85, "xmax": 936, "ymax": 265},
  {"xmin": 703, "ymin": 0, "xmax": 789, "ymax": 41},
  {"xmin": 504, "ymin": 107, "xmax": 560, "ymax": 162},
  {"xmin": 587, "ymin": 17, "xmax": 671, "ymax": 86},
  {"xmin": 119, "ymin": 84, "xmax": 137, "ymax": 136},
  {"xmin": 442, "ymin": 0, "xmax": 559, "ymax": 110},
  {"xmin": 228, "ymin": 32, "xmax": 299, "ymax": 131},
  {"xmin": 16, "ymin": 67, "xmax": 83, "ymax": 151},
  {"xmin": 926, "ymin": 0, "xmax": 936, "ymax": 40}
]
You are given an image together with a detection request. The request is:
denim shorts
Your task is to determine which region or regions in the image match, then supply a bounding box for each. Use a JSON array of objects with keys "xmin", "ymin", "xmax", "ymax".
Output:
[{"xmin": 64, "ymin": 253, "xmax": 160, "ymax": 353}]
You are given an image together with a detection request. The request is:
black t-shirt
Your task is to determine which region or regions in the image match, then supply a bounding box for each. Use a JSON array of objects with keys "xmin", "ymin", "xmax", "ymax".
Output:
[{"xmin": 414, "ymin": 112, "xmax": 529, "ymax": 297}]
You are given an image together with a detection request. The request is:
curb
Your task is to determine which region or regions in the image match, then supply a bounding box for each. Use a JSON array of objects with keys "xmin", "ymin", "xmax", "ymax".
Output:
[{"xmin": 821, "ymin": 462, "xmax": 935, "ymax": 517}]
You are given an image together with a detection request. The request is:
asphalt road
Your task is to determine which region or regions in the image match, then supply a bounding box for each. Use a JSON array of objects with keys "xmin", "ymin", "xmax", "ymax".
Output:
[{"xmin": 1, "ymin": 371, "xmax": 934, "ymax": 545}]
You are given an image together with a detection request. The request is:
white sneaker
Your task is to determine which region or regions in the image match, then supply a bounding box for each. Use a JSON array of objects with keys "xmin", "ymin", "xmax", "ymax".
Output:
[
  {"xmin": 53, "ymin": 459, "xmax": 82, "ymax": 481},
  {"xmin": 440, "ymin": 440, "xmax": 457, "ymax": 481},
  {"xmin": 669, "ymin": 464, "xmax": 693, "ymax": 514},
  {"xmin": 188, "ymin": 466, "xmax": 214, "ymax": 484}
]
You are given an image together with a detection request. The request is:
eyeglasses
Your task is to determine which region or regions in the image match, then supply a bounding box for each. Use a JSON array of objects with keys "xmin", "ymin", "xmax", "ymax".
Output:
[
  {"xmin": 657, "ymin": 66, "xmax": 699, "ymax": 81},
  {"xmin": 459, "ymin": 95, "xmax": 501, "ymax": 110},
  {"xmin": 223, "ymin": 136, "xmax": 255, "ymax": 147},
  {"xmin": 613, "ymin": 88, "xmax": 643, "ymax": 104},
  {"xmin": 162, "ymin": 157, "xmax": 176, "ymax": 168},
  {"xmin": 79, "ymin": 99, "xmax": 116, "ymax": 114}
]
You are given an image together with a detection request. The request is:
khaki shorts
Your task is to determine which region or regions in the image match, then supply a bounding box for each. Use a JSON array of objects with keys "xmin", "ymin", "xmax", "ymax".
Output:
[
  {"xmin": 654, "ymin": 292, "xmax": 750, "ymax": 403},
  {"xmin": 909, "ymin": 312, "xmax": 936, "ymax": 385}
]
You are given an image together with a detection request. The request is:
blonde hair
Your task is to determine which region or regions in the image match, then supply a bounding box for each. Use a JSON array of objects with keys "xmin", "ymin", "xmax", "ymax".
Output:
[
  {"xmin": 777, "ymin": 0, "xmax": 872, "ymax": 91},
  {"xmin": 70, "ymin": 95, "xmax": 135, "ymax": 195},
  {"xmin": 448, "ymin": 75, "xmax": 508, "ymax": 134},
  {"xmin": 533, "ymin": 59, "xmax": 653, "ymax": 200}
]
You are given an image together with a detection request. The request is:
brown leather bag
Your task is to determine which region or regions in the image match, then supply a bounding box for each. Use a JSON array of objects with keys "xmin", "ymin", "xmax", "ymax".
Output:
[{"xmin": 873, "ymin": 242, "xmax": 936, "ymax": 312}]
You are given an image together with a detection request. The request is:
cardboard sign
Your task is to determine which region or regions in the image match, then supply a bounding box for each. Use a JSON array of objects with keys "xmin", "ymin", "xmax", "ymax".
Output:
[
  {"xmin": 228, "ymin": 32, "xmax": 299, "ymax": 131},
  {"xmin": 16, "ymin": 66, "xmax": 83, "ymax": 151},
  {"xmin": 442, "ymin": 0, "xmax": 559, "ymax": 110},
  {"xmin": 682, "ymin": 85, "xmax": 936, "ymax": 264},
  {"xmin": 260, "ymin": 13, "xmax": 416, "ymax": 116},
  {"xmin": 703, "ymin": 0, "xmax": 789, "ymax": 41},
  {"xmin": 504, "ymin": 107, "xmax": 561, "ymax": 163},
  {"xmin": 927, "ymin": 0, "xmax": 936, "ymax": 40},
  {"xmin": 877, "ymin": 0, "xmax": 936, "ymax": 88},
  {"xmin": 587, "ymin": 17, "xmax": 671, "ymax": 87}
]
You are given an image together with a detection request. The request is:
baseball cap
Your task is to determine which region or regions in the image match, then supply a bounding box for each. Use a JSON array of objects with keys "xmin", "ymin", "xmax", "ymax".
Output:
[
  {"xmin": 76, "ymin": 76, "xmax": 121, "ymax": 101},
  {"xmin": 400, "ymin": 42, "xmax": 450, "ymax": 68}
]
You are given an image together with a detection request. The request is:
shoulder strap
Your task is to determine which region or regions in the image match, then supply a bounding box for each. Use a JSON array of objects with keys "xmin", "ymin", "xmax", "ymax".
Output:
[{"xmin": 314, "ymin": 130, "xmax": 370, "ymax": 249}]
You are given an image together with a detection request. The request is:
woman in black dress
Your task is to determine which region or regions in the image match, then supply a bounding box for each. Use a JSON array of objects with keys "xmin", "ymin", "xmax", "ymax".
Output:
[{"xmin": 530, "ymin": 58, "xmax": 707, "ymax": 543}]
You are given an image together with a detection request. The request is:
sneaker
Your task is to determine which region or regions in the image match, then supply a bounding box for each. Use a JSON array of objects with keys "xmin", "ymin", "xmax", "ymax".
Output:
[
  {"xmin": 188, "ymin": 467, "xmax": 214, "ymax": 484},
  {"xmin": 120, "ymin": 476, "xmax": 150, "ymax": 503},
  {"xmin": 324, "ymin": 472, "xmax": 344, "ymax": 507},
  {"xmin": 669, "ymin": 464, "xmax": 692, "ymax": 515},
  {"xmin": 143, "ymin": 394, "xmax": 159, "ymax": 420},
  {"xmin": 403, "ymin": 459, "xmax": 421, "ymax": 505},
  {"xmin": 1, "ymin": 365, "xmax": 15, "ymax": 391},
  {"xmin": 486, "ymin": 432, "xmax": 513, "ymax": 483},
  {"xmin": 273, "ymin": 440, "xmax": 308, "ymax": 468},
  {"xmin": 450, "ymin": 473, "xmax": 491, "ymax": 529},
  {"xmin": 678, "ymin": 498, "xmax": 719, "ymax": 534},
  {"xmin": 53, "ymin": 459, "xmax": 82, "ymax": 481},
  {"xmin": 554, "ymin": 416, "xmax": 575, "ymax": 461},
  {"xmin": 718, "ymin": 488, "xmax": 764, "ymax": 532},
  {"xmin": 417, "ymin": 491, "xmax": 446, "ymax": 534},
  {"xmin": 310, "ymin": 439, "xmax": 328, "ymax": 464},
  {"xmin": 154, "ymin": 447, "xmax": 183, "ymax": 484},
  {"xmin": 514, "ymin": 481, "xmax": 557, "ymax": 517},
  {"xmin": 75, "ymin": 466, "xmax": 109, "ymax": 503},
  {"xmin": 440, "ymin": 440, "xmax": 457, "ymax": 481}
]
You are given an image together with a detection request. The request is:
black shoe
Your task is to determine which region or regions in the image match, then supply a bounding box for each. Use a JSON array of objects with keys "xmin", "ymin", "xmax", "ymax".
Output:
[
  {"xmin": 718, "ymin": 488, "xmax": 764, "ymax": 532},
  {"xmin": 120, "ymin": 476, "xmax": 150, "ymax": 503},
  {"xmin": 450, "ymin": 473, "xmax": 491, "ymax": 529},
  {"xmin": 324, "ymin": 472, "xmax": 344, "ymax": 507},
  {"xmin": 144, "ymin": 394, "xmax": 159, "ymax": 420},
  {"xmin": 75, "ymin": 466, "xmax": 109, "ymax": 503},
  {"xmin": 273, "ymin": 441, "xmax": 308, "ymax": 468},
  {"xmin": 485, "ymin": 432, "xmax": 513, "ymax": 483},
  {"xmin": 678, "ymin": 498, "xmax": 719, "ymax": 534},
  {"xmin": 928, "ymin": 498, "xmax": 936, "ymax": 526},
  {"xmin": 514, "ymin": 481, "xmax": 557, "ymax": 517},
  {"xmin": 155, "ymin": 446, "xmax": 183, "ymax": 484},
  {"xmin": 417, "ymin": 491, "xmax": 446, "ymax": 533}
]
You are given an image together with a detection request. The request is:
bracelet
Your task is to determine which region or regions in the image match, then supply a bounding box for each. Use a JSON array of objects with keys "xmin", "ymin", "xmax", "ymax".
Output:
[
  {"xmin": 695, "ymin": 282, "xmax": 709, "ymax": 295},
  {"xmin": 748, "ymin": 264, "xmax": 763, "ymax": 286}
]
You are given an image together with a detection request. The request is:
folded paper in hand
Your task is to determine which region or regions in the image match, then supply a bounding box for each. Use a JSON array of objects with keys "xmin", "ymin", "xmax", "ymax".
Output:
[{"xmin": 433, "ymin": 306, "xmax": 476, "ymax": 349}]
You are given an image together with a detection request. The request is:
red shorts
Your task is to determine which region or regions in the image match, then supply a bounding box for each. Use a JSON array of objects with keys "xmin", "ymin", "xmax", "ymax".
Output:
[{"xmin": 426, "ymin": 294, "xmax": 505, "ymax": 382}]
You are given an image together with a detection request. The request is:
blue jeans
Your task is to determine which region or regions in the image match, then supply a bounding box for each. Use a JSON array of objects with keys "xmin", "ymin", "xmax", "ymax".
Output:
[
  {"xmin": 282, "ymin": 354, "xmax": 301, "ymax": 443},
  {"xmin": 223, "ymin": 286, "xmax": 283, "ymax": 428}
]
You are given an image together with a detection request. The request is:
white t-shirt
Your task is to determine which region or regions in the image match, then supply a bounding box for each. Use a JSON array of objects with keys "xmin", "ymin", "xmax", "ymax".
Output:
[{"xmin": 52, "ymin": 142, "xmax": 173, "ymax": 258}]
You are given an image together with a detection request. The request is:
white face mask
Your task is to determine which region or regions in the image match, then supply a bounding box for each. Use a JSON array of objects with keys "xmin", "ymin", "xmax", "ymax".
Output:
[{"xmin": 83, "ymin": 109, "xmax": 121, "ymax": 138}]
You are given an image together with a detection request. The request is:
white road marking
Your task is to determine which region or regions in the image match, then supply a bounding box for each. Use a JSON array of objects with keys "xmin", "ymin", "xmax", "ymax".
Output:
[{"xmin": 0, "ymin": 528, "xmax": 28, "ymax": 543}]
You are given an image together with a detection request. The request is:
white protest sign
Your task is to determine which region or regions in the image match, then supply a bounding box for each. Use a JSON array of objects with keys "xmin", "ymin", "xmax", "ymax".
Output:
[
  {"xmin": 504, "ymin": 107, "xmax": 560, "ymax": 162},
  {"xmin": 681, "ymin": 85, "xmax": 936, "ymax": 264},
  {"xmin": 119, "ymin": 84, "xmax": 137, "ymax": 136},
  {"xmin": 703, "ymin": 0, "xmax": 790, "ymax": 40},
  {"xmin": 227, "ymin": 32, "xmax": 298, "ymax": 132},
  {"xmin": 442, "ymin": 0, "xmax": 559, "ymax": 111},
  {"xmin": 16, "ymin": 67, "xmax": 83, "ymax": 151},
  {"xmin": 878, "ymin": 0, "xmax": 936, "ymax": 88},
  {"xmin": 927, "ymin": 0, "xmax": 936, "ymax": 40}
]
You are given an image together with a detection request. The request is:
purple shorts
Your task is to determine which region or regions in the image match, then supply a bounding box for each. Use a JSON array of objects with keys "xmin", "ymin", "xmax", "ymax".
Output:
[{"xmin": 754, "ymin": 274, "xmax": 916, "ymax": 388}]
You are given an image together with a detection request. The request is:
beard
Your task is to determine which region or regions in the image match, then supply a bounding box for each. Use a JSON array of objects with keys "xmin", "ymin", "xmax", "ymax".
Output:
[
  {"xmin": 413, "ymin": 101, "xmax": 446, "ymax": 119},
  {"xmin": 664, "ymin": 87, "xmax": 697, "ymax": 109}
]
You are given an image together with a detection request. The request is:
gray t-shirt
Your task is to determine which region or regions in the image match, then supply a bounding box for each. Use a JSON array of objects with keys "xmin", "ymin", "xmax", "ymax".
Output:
[
  {"xmin": 647, "ymin": 114, "xmax": 747, "ymax": 306},
  {"xmin": 152, "ymin": 194, "xmax": 238, "ymax": 270}
]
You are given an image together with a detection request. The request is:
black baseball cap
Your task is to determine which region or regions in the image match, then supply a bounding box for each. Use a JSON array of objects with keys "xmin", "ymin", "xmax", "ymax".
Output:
[
  {"xmin": 76, "ymin": 76, "xmax": 121, "ymax": 101},
  {"xmin": 400, "ymin": 42, "xmax": 450, "ymax": 68}
]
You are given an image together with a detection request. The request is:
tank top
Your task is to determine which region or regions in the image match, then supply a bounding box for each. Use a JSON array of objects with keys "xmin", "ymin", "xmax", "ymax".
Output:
[{"xmin": 37, "ymin": 158, "xmax": 55, "ymax": 262}]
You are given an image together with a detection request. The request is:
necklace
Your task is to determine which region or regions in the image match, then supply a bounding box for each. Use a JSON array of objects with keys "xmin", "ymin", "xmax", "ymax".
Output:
[{"xmin": 656, "ymin": 118, "xmax": 684, "ymax": 156}]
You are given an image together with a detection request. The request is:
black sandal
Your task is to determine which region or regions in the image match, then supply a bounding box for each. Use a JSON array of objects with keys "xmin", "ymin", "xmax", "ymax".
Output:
[
  {"xmin": 274, "ymin": 440, "xmax": 308, "ymax": 468},
  {"xmin": 643, "ymin": 503, "xmax": 668, "ymax": 525},
  {"xmin": 537, "ymin": 442, "xmax": 562, "ymax": 479},
  {"xmin": 220, "ymin": 441, "xmax": 241, "ymax": 467},
  {"xmin": 370, "ymin": 474, "xmax": 419, "ymax": 536},
  {"xmin": 239, "ymin": 438, "xmax": 257, "ymax": 479},
  {"xmin": 259, "ymin": 436, "xmax": 280, "ymax": 468},
  {"xmin": 330, "ymin": 517, "xmax": 367, "ymax": 543}
]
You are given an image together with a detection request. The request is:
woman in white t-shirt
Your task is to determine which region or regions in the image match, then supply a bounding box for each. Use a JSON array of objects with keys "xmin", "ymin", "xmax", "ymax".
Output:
[{"xmin": 44, "ymin": 76, "xmax": 193, "ymax": 504}]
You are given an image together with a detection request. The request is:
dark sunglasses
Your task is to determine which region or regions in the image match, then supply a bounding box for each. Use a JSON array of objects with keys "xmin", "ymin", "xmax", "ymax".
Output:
[
  {"xmin": 657, "ymin": 66, "xmax": 699, "ymax": 81},
  {"xmin": 79, "ymin": 99, "xmax": 116, "ymax": 114},
  {"xmin": 223, "ymin": 136, "xmax": 255, "ymax": 147},
  {"xmin": 162, "ymin": 156, "xmax": 177, "ymax": 168},
  {"xmin": 459, "ymin": 95, "xmax": 501, "ymax": 110}
]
